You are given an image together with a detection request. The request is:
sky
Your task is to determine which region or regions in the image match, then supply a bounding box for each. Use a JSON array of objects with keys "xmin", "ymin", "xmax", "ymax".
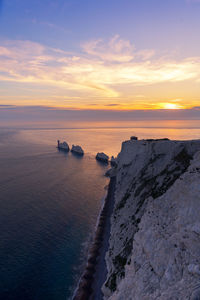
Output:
[{"xmin": 0, "ymin": 0, "xmax": 200, "ymax": 115}]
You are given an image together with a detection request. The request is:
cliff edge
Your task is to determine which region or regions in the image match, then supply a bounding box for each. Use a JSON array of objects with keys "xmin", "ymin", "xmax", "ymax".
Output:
[{"xmin": 102, "ymin": 139, "xmax": 200, "ymax": 300}]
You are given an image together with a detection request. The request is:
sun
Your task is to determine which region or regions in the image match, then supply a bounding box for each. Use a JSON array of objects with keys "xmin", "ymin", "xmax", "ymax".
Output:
[{"xmin": 161, "ymin": 103, "xmax": 183, "ymax": 110}]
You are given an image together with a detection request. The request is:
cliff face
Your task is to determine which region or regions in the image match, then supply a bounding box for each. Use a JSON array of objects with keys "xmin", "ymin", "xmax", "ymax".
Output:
[{"xmin": 102, "ymin": 139, "xmax": 200, "ymax": 300}]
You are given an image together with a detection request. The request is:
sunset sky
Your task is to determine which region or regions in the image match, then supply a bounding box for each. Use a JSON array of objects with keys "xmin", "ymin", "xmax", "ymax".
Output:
[{"xmin": 0, "ymin": 0, "xmax": 200, "ymax": 112}]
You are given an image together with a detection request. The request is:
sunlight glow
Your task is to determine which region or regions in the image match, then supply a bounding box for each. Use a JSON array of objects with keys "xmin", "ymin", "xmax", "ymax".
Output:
[{"xmin": 160, "ymin": 103, "xmax": 184, "ymax": 110}]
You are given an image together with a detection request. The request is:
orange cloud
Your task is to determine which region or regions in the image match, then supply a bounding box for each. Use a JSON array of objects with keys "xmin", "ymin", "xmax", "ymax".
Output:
[{"xmin": 0, "ymin": 37, "xmax": 200, "ymax": 108}]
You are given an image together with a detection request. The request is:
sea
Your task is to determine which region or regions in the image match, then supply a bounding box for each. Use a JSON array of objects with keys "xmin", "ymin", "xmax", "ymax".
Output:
[{"xmin": 0, "ymin": 120, "xmax": 200, "ymax": 300}]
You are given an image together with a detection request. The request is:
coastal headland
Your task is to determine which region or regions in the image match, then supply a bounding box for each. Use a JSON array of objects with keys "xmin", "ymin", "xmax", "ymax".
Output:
[{"xmin": 73, "ymin": 137, "xmax": 200, "ymax": 300}]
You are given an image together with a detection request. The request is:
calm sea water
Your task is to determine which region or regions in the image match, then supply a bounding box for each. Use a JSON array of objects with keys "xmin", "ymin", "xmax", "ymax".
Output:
[{"xmin": 0, "ymin": 120, "xmax": 200, "ymax": 300}]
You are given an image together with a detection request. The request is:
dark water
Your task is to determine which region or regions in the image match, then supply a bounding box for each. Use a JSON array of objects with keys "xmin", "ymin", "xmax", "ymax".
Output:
[
  {"xmin": 0, "ymin": 121, "xmax": 200, "ymax": 300},
  {"xmin": 0, "ymin": 129, "xmax": 109, "ymax": 300}
]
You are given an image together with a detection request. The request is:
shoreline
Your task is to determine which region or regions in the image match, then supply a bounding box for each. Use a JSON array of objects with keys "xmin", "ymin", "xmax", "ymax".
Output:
[{"xmin": 73, "ymin": 176, "xmax": 116, "ymax": 300}]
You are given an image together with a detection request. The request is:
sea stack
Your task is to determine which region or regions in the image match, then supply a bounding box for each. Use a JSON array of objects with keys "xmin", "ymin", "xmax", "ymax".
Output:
[
  {"xmin": 57, "ymin": 140, "xmax": 70, "ymax": 152},
  {"xmin": 71, "ymin": 145, "xmax": 84, "ymax": 156},
  {"xmin": 110, "ymin": 156, "xmax": 117, "ymax": 167},
  {"xmin": 96, "ymin": 152, "xmax": 109, "ymax": 163},
  {"xmin": 130, "ymin": 136, "xmax": 138, "ymax": 141}
]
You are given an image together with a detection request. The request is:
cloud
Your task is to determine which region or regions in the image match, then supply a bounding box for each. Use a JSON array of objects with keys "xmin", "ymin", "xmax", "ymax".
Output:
[
  {"xmin": 0, "ymin": 39, "xmax": 118, "ymax": 97},
  {"xmin": 136, "ymin": 49, "xmax": 155, "ymax": 60},
  {"xmin": 82, "ymin": 35, "xmax": 135, "ymax": 63},
  {"xmin": 104, "ymin": 104, "xmax": 119, "ymax": 106},
  {"xmin": 82, "ymin": 35, "xmax": 155, "ymax": 63},
  {"xmin": 0, "ymin": 36, "xmax": 200, "ymax": 102},
  {"xmin": 0, "ymin": 104, "xmax": 15, "ymax": 108},
  {"xmin": 0, "ymin": 106, "xmax": 200, "ymax": 127}
]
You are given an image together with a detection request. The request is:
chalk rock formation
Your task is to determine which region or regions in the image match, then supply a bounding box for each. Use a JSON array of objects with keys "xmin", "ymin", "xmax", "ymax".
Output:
[
  {"xmin": 71, "ymin": 145, "xmax": 84, "ymax": 155},
  {"xmin": 130, "ymin": 136, "xmax": 138, "ymax": 141},
  {"xmin": 57, "ymin": 140, "xmax": 70, "ymax": 151},
  {"xmin": 105, "ymin": 167, "xmax": 117, "ymax": 178},
  {"xmin": 96, "ymin": 152, "xmax": 109, "ymax": 163},
  {"xmin": 102, "ymin": 139, "xmax": 200, "ymax": 300},
  {"xmin": 110, "ymin": 156, "xmax": 118, "ymax": 167}
]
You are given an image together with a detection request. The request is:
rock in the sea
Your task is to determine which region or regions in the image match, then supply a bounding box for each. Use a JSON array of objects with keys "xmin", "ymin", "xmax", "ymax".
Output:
[
  {"xmin": 130, "ymin": 136, "xmax": 138, "ymax": 141},
  {"xmin": 57, "ymin": 140, "xmax": 70, "ymax": 151},
  {"xmin": 102, "ymin": 138, "xmax": 200, "ymax": 300},
  {"xmin": 96, "ymin": 152, "xmax": 109, "ymax": 163},
  {"xmin": 71, "ymin": 145, "xmax": 84, "ymax": 156}
]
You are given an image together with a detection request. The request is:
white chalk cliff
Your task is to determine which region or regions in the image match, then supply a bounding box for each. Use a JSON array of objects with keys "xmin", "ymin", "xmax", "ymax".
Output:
[
  {"xmin": 96, "ymin": 152, "xmax": 109, "ymax": 163},
  {"xmin": 102, "ymin": 139, "xmax": 200, "ymax": 300},
  {"xmin": 58, "ymin": 141, "xmax": 70, "ymax": 151},
  {"xmin": 71, "ymin": 145, "xmax": 84, "ymax": 155}
]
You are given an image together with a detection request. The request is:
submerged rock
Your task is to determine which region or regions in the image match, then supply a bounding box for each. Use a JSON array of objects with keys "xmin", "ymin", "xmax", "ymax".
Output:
[
  {"xmin": 71, "ymin": 145, "xmax": 84, "ymax": 156},
  {"xmin": 57, "ymin": 140, "xmax": 70, "ymax": 151},
  {"xmin": 96, "ymin": 152, "xmax": 109, "ymax": 163},
  {"xmin": 130, "ymin": 136, "xmax": 138, "ymax": 141}
]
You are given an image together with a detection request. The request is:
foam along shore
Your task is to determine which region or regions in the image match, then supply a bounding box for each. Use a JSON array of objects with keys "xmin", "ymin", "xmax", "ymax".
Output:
[
  {"xmin": 71, "ymin": 145, "xmax": 84, "ymax": 156},
  {"xmin": 96, "ymin": 152, "xmax": 109, "ymax": 163},
  {"xmin": 57, "ymin": 140, "xmax": 70, "ymax": 151},
  {"xmin": 73, "ymin": 175, "xmax": 116, "ymax": 300}
]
